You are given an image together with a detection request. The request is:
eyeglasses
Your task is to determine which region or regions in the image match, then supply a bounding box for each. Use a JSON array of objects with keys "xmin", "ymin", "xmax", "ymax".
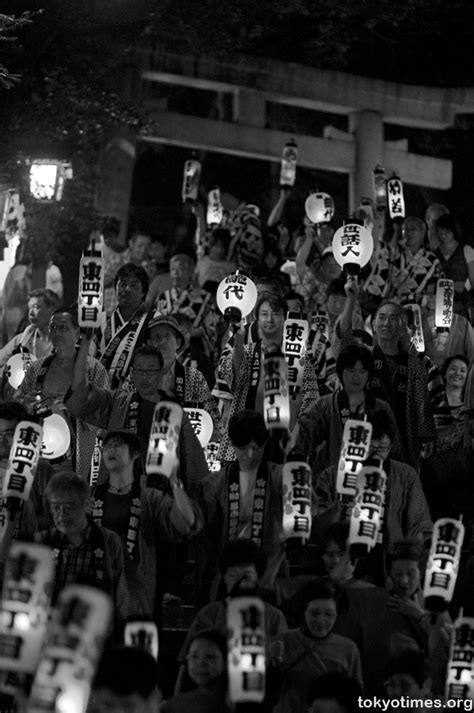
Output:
[
  {"xmin": 50, "ymin": 501, "xmax": 82, "ymax": 514},
  {"xmin": 132, "ymin": 368, "xmax": 160, "ymax": 377}
]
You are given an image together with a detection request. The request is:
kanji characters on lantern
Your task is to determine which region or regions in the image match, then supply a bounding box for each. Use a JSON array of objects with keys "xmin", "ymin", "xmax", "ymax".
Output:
[
  {"xmin": 3, "ymin": 420, "xmax": 43, "ymax": 516},
  {"xmin": 146, "ymin": 401, "xmax": 183, "ymax": 479},
  {"xmin": 336, "ymin": 419, "xmax": 373, "ymax": 521},
  {"xmin": 183, "ymin": 406, "xmax": 213, "ymax": 448},
  {"xmin": 78, "ymin": 242, "xmax": 105, "ymax": 328},
  {"xmin": 182, "ymin": 158, "xmax": 201, "ymax": 203},
  {"xmin": 405, "ymin": 303, "xmax": 425, "ymax": 352},
  {"xmin": 446, "ymin": 614, "xmax": 474, "ymax": 701},
  {"xmin": 283, "ymin": 315, "xmax": 308, "ymax": 405},
  {"xmin": 5, "ymin": 352, "xmax": 37, "ymax": 390},
  {"xmin": 349, "ymin": 464, "xmax": 387, "ymax": 552},
  {"xmin": 332, "ymin": 221, "xmax": 373, "ymax": 275},
  {"xmin": 0, "ymin": 543, "xmax": 55, "ymax": 684},
  {"xmin": 204, "ymin": 441, "xmax": 221, "ymax": 473},
  {"xmin": 124, "ymin": 621, "xmax": 159, "ymax": 661},
  {"xmin": 263, "ymin": 351, "xmax": 290, "ymax": 433},
  {"xmin": 282, "ymin": 458, "xmax": 312, "ymax": 541},
  {"xmin": 424, "ymin": 518, "xmax": 465, "ymax": 612},
  {"xmin": 216, "ymin": 272, "xmax": 258, "ymax": 323},
  {"xmin": 435, "ymin": 279, "xmax": 454, "ymax": 329},
  {"xmin": 227, "ymin": 596, "xmax": 266, "ymax": 704},
  {"xmin": 305, "ymin": 192, "xmax": 335, "ymax": 224},
  {"xmin": 386, "ymin": 173, "xmax": 405, "ymax": 220},
  {"xmin": 207, "ymin": 188, "xmax": 223, "ymax": 227}
]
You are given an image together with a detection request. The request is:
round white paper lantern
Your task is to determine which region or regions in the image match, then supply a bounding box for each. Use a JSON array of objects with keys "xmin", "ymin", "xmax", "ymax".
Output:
[
  {"xmin": 304, "ymin": 192, "xmax": 335, "ymax": 224},
  {"xmin": 332, "ymin": 220, "xmax": 374, "ymax": 275},
  {"xmin": 217, "ymin": 272, "xmax": 258, "ymax": 323},
  {"xmin": 5, "ymin": 352, "xmax": 37, "ymax": 389},
  {"xmin": 41, "ymin": 413, "xmax": 71, "ymax": 460},
  {"xmin": 183, "ymin": 406, "xmax": 213, "ymax": 448}
]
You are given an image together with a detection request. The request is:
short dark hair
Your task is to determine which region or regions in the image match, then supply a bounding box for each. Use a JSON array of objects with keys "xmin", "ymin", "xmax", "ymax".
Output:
[
  {"xmin": 102, "ymin": 430, "xmax": 141, "ymax": 458},
  {"xmin": 186, "ymin": 629, "xmax": 227, "ymax": 661},
  {"xmin": 368, "ymin": 409, "xmax": 397, "ymax": 442},
  {"xmin": 218, "ymin": 539, "xmax": 267, "ymax": 578},
  {"xmin": 299, "ymin": 577, "xmax": 339, "ymax": 609},
  {"xmin": 375, "ymin": 300, "xmax": 403, "ymax": 319},
  {"xmin": 28, "ymin": 288, "xmax": 61, "ymax": 309},
  {"xmin": 321, "ymin": 522, "xmax": 350, "ymax": 554},
  {"xmin": 228, "ymin": 410, "xmax": 268, "ymax": 448},
  {"xmin": 255, "ymin": 293, "xmax": 288, "ymax": 319},
  {"xmin": 93, "ymin": 645, "xmax": 157, "ymax": 698},
  {"xmin": 51, "ymin": 307, "xmax": 79, "ymax": 329},
  {"xmin": 0, "ymin": 401, "xmax": 30, "ymax": 423},
  {"xmin": 435, "ymin": 213, "xmax": 461, "ymax": 242},
  {"xmin": 386, "ymin": 539, "xmax": 425, "ymax": 571},
  {"xmin": 45, "ymin": 471, "xmax": 90, "ymax": 505},
  {"xmin": 114, "ymin": 263, "xmax": 149, "ymax": 296},
  {"xmin": 441, "ymin": 354, "xmax": 469, "ymax": 381},
  {"xmin": 386, "ymin": 651, "xmax": 429, "ymax": 689},
  {"xmin": 131, "ymin": 345, "xmax": 163, "ymax": 369},
  {"xmin": 309, "ymin": 672, "xmax": 362, "ymax": 711},
  {"xmin": 209, "ymin": 228, "xmax": 231, "ymax": 249},
  {"xmin": 336, "ymin": 344, "xmax": 374, "ymax": 382},
  {"xmin": 285, "ymin": 290, "xmax": 305, "ymax": 308},
  {"xmin": 326, "ymin": 278, "xmax": 347, "ymax": 298}
]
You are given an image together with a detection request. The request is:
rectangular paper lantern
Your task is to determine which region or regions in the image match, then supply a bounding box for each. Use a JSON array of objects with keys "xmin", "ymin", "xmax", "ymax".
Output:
[
  {"xmin": 405, "ymin": 303, "xmax": 425, "ymax": 352},
  {"xmin": 282, "ymin": 460, "xmax": 312, "ymax": 540},
  {"xmin": 349, "ymin": 464, "xmax": 387, "ymax": 551},
  {"xmin": 146, "ymin": 401, "xmax": 183, "ymax": 478},
  {"xmin": 386, "ymin": 174, "xmax": 405, "ymax": 220},
  {"xmin": 227, "ymin": 596, "xmax": 266, "ymax": 704},
  {"xmin": 124, "ymin": 621, "xmax": 159, "ymax": 661},
  {"xmin": 283, "ymin": 316, "xmax": 308, "ymax": 405},
  {"xmin": 78, "ymin": 243, "xmax": 105, "ymax": 328},
  {"xmin": 336, "ymin": 419, "xmax": 373, "ymax": 511},
  {"xmin": 263, "ymin": 353, "xmax": 290, "ymax": 432},
  {"xmin": 435, "ymin": 279, "xmax": 454, "ymax": 329},
  {"xmin": 424, "ymin": 518, "xmax": 464, "ymax": 610},
  {"xmin": 446, "ymin": 615, "xmax": 474, "ymax": 701},
  {"xmin": 3, "ymin": 421, "xmax": 43, "ymax": 513}
]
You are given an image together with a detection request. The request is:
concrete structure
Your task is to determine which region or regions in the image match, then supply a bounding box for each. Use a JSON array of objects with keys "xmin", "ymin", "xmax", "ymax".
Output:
[{"xmin": 130, "ymin": 50, "xmax": 474, "ymax": 211}]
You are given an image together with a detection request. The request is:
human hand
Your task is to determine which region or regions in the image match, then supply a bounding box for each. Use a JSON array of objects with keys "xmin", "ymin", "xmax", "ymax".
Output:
[
  {"xmin": 344, "ymin": 275, "xmax": 359, "ymax": 299},
  {"xmin": 421, "ymin": 441, "xmax": 435, "ymax": 459},
  {"xmin": 387, "ymin": 594, "xmax": 425, "ymax": 620}
]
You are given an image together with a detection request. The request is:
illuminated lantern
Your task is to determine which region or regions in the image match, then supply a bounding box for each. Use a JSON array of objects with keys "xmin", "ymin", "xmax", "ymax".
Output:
[
  {"xmin": 78, "ymin": 240, "xmax": 105, "ymax": 328},
  {"xmin": 349, "ymin": 462, "xmax": 387, "ymax": 553},
  {"xmin": 205, "ymin": 441, "xmax": 221, "ymax": 473},
  {"xmin": 227, "ymin": 595, "xmax": 266, "ymax": 704},
  {"xmin": 373, "ymin": 164, "xmax": 386, "ymax": 212},
  {"xmin": 332, "ymin": 219, "xmax": 374, "ymax": 275},
  {"xmin": 336, "ymin": 419, "xmax": 373, "ymax": 521},
  {"xmin": 216, "ymin": 272, "xmax": 258, "ymax": 324},
  {"xmin": 29, "ymin": 159, "xmax": 72, "ymax": 202},
  {"xmin": 305, "ymin": 192, "xmax": 335, "ymax": 224},
  {"xmin": 386, "ymin": 172, "xmax": 405, "ymax": 221},
  {"xmin": 3, "ymin": 420, "xmax": 43, "ymax": 515},
  {"xmin": 424, "ymin": 517, "xmax": 464, "ymax": 613},
  {"xmin": 0, "ymin": 543, "xmax": 54, "ymax": 694},
  {"xmin": 124, "ymin": 621, "xmax": 159, "ymax": 661},
  {"xmin": 28, "ymin": 585, "xmax": 112, "ymax": 713},
  {"xmin": 280, "ymin": 139, "xmax": 298, "ymax": 188},
  {"xmin": 435, "ymin": 279, "xmax": 454, "ymax": 329},
  {"xmin": 183, "ymin": 405, "xmax": 213, "ymax": 448},
  {"xmin": 146, "ymin": 401, "xmax": 182, "ymax": 480},
  {"xmin": 41, "ymin": 413, "xmax": 71, "ymax": 460},
  {"xmin": 263, "ymin": 350, "xmax": 290, "ymax": 433},
  {"xmin": 207, "ymin": 188, "xmax": 223, "ymax": 227},
  {"xmin": 181, "ymin": 158, "xmax": 201, "ymax": 203},
  {"xmin": 405, "ymin": 303, "xmax": 425, "ymax": 352},
  {"xmin": 5, "ymin": 351, "xmax": 37, "ymax": 390},
  {"xmin": 282, "ymin": 454, "xmax": 312, "ymax": 541},
  {"xmin": 283, "ymin": 315, "xmax": 308, "ymax": 408},
  {"xmin": 446, "ymin": 613, "xmax": 474, "ymax": 701}
]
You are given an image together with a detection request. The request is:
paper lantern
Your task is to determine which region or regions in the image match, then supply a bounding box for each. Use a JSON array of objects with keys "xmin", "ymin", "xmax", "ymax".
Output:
[
  {"xmin": 405, "ymin": 303, "xmax": 425, "ymax": 352},
  {"xmin": 78, "ymin": 242, "xmax": 105, "ymax": 328},
  {"xmin": 183, "ymin": 406, "xmax": 213, "ymax": 448},
  {"xmin": 424, "ymin": 518, "xmax": 464, "ymax": 613},
  {"xmin": 263, "ymin": 350, "xmax": 290, "ymax": 433},
  {"xmin": 204, "ymin": 441, "xmax": 221, "ymax": 473},
  {"xmin": 283, "ymin": 315, "xmax": 308, "ymax": 405},
  {"xmin": 282, "ymin": 456, "xmax": 312, "ymax": 541},
  {"xmin": 280, "ymin": 139, "xmax": 298, "ymax": 188},
  {"xmin": 386, "ymin": 172, "xmax": 405, "ymax": 221},
  {"xmin": 446, "ymin": 614, "xmax": 474, "ymax": 701},
  {"xmin": 3, "ymin": 420, "xmax": 43, "ymax": 515},
  {"xmin": 349, "ymin": 463, "xmax": 387, "ymax": 553},
  {"xmin": 29, "ymin": 159, "xmax": 72, "ymax": 202},
  {"xmin": 181, "ymin": 159, "xmax": 201, "ymax": 203},
  {"xmin": 124, "ymin": 621, "xmax": 159, "ymax": 661},
  {"xmin": 28, "ymin": 585, "xmax": 112, "ymax": 713},
  {"xmin": 41, "ymin": 413, "xmax": 71, "ymax": 460},
  {"xmin": 216, "ymin": 272, "xmax": 258, "ymax": 323},
  {"xmin": 206, "ymin": 188, "xmax": 223, "ymax": 227},
  {"xmin": 332, "ymin": 220, "xmax": 374, "ymax": 275},
  {"xmin": 305, "ymin": 192, "xmax": 335, "ymax": 224},
  {"xmin": 435, "ymin": 279, "xmax": 454, "ymax": 329},
  {"xmin": 146, "ymin": 401, "xmax": 182, "ymax": 479},
  {"xmin": 336, "ymin": 419, "xmax": 373, "ymax": 521},
  {"xmin": 5, "ymin": 352, "xmax": 37, "ymax": 390},
  {"xmin": 227, "ymin": 595, "xmax": 266, "ymax": 704},
  {"xmin": 373, "ymin": 164, "xmax": 386, "ymax": 212},
  {"xmin": 0, "ymin": 543, "xmax": 54, "ymax": 693}
]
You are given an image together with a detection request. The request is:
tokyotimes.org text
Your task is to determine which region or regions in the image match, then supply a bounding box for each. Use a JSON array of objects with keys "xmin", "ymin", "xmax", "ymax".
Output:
[{"xmin": 358, "ymin": 697, "xmax": 473, "ymax": 711}]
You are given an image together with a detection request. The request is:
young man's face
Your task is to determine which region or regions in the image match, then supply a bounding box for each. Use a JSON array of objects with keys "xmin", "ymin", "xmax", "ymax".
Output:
[
  {"xmin": 389, "ymin": 559, "xmax": 421, "ymax": 599},
  {"xmin": 0, "ymin": 418, "xmax": 17, "ymax": 459},
  {"xmin": 234, "ymin": 440, "xmax": 266, "ymax": 472},
  {"xmin": 131, "ymin": 356, "xmax": 161, "ymax": 399}
]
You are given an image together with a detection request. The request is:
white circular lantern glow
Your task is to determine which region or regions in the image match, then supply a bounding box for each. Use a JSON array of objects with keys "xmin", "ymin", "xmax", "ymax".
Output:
[
  {"xmin": 5, "ymin": 352, "xmax": 37, "ymax": 389},
  {"xmin": 41, "ymin": 413, "xmax": 71, "ymax": 460},
  {"xmin": 332, "ymin": 219, "xmax": 374, "ymax": 275},
  {"xmin": 216, "ymin": 272, "xmax": 258, "ymax": 323},
  {"xmin": 304, "ymin": 192, "xmax": 335, "ymax": 224},
  {"xmin": 183, "ymin": 406, "xmax": 214, "ymax": 448}
]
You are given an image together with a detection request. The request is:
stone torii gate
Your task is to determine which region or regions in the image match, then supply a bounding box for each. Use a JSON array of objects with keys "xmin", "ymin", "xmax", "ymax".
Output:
[{"xmin": 129, "ymin": 49, "xmax": 474, "ymax": 211}]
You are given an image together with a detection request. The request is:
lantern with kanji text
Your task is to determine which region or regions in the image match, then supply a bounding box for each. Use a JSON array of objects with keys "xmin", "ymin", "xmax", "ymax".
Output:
[
  {"xmin": 5, "ymin": 351, "xmax": 37, "ymax": 390},
  {"xmin": 217, "ymin": 272, "xmax": 258, "ymax": 325},
  {"xmin": 435, "ymin": 279, "xmax": 454, "ymax": 330},
  {"xmin": 349, "ymin": 461, "xmax": 386, "ymax": 555},
  {"xmin": 227, "ymin": 594, "xmax": 266, "ymax": 704},
  {"xmin": 263, "ymin": 349, "xmax": 290, "ymax": 434},
  {"xmin": 146, "ymin": 401, "xmax": 183, "ymax": 482},
  {"xmin": 424, "ymin": 517, "xmax": 464, "ymax": 613},
  {"xmin": 207, "ymin": 188, "xmax": 223, "ymax": 227},
  {"xmin": 445, "ymin": 613, "xmax": 474, "ymax": 702},
  {"xmin": 282, "ymin": 452, "xmax": 312, "ymax": 543},
  {"xmin": 78, "ymin": 239, "xmax": 105, "ymax": 328},
  {"xmin": 386, "ymin": 172, "xmax": 405, "ymax": 221},
  {"xmin": 28, "ymin": 160, "xmax": 72, "ymax": 202},
  {"xmin": 336, "ymin": 418, "xmax": 373, "ymax": 522},
  {"xmin": 183, "ymin": 404, "xmax": 213, "ymax": 448},
  {"xmin": 181, "ymin": 158, "xmax": 201, "ymax": 203},
  {"xmin": 332, "ymin": 219, "xmax": 374, "ymax": 275},
  {"xmin": 305, "ymin": 192, "xmax": 335, "ymax": 225},
  {"xmin": 124, "ymin": 620, "xmax": 159, "ymax": 661}
]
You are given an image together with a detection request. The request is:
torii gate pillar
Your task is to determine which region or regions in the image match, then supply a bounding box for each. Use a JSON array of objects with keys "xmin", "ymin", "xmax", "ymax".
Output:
[{"xmin": 349, "ymin": 110, "xmax": 384, "ymax": 211}]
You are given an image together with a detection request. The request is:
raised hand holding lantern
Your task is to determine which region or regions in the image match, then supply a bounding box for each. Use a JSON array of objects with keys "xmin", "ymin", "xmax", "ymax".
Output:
[
  {"xmin": 280, "ymin": 139, "xmax": 298, "ymax": 188},
  {"xmin": 217, "ymin": 272, "xmax": 258, "ymax": 326},
  {"xmin": 305, "ymin": 192, "xmax": 335, "ymax": 225},
  {"xmin": 332, "ymin": 218, "xmax": 374, "ymax": 276}
]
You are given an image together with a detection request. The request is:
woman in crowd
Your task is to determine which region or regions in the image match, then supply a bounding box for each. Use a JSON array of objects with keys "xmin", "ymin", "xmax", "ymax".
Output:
[
  {"xmin": 296, "ymin": 344, "xmax": 402, "ymax": 476},
  {"xmin": 434, "ymin": 213, "xmax": 474, "ymax": 321}
]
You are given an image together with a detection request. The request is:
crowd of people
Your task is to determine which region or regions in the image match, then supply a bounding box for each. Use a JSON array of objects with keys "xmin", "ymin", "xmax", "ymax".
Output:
[{"xmin": 0, "ymin": 188, "xmax": 473, "ymax": 713}]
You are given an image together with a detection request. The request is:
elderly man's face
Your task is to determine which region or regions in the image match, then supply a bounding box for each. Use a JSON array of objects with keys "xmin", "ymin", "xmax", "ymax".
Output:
[
  {"xmin": 170, "ymin": 257, "xmax": 194, "ymax": 289},
  {"xmin": 49, "ymin": 491, "xmax": 88, "ymax": 539}
]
